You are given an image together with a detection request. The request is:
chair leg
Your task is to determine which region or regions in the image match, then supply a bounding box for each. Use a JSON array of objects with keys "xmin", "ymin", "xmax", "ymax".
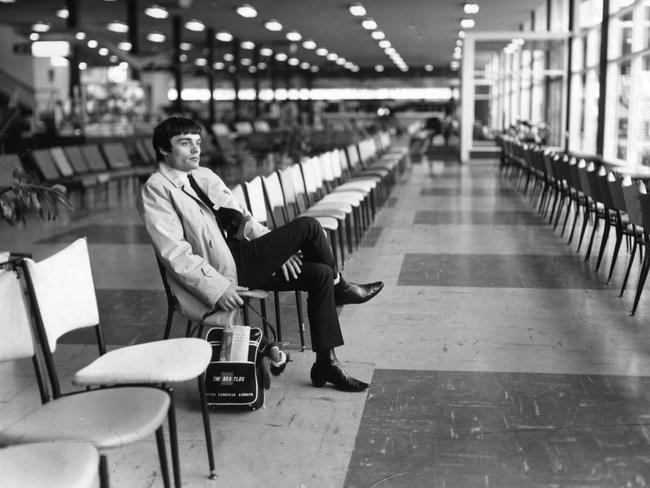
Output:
[
  {"xmin": 595, "ymin": 221, "xmax": 611, "ymax": 272},
  {"xmin": 620, "ymin": 240, "xmax": 638, "ymax": 297},
  {"xmin": 166, "ymin": 387, "xmax": 181, "ymax": 488},
  {"xmin": 576, "ymin": 206, "xmax": 590, "ymax": 253},
  {"xmin": 631, "ymin": 248, "xmax": 650, "ymax": 315},
  {"xmin": 607, "ymin": 228, "xmax": 623, "ymax": 283},
  {"xmin": 585, "ymin": 215, "xmax": 600, "ymax": 261},
  {"xmin": 274, "ymin": 292, "xmax": 282, "ymax": 342},
  {"xmin": 185, "ymin": 320, "xmax": 194, "ymax": 338},
  {"xmin": 163, "ymin": 307, "xmax": 175, "ymax": 340},
  {"xmin": 155, "ymin": 426, "xmax": 172, "ymax": 488},
  {"xmin": 198, "ymin": 376, "xmax": 217, "ymax": 479},
  {"xmin": 295, "ymin": 290, "xmax": 306, "ymax": 351},
  {"xmin": 99, "ymin": 455, "xmax": 110, "ymax": 488}
]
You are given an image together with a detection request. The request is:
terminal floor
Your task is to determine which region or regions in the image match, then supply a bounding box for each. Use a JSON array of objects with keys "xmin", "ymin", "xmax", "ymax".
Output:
[{"xmin": 4, "ymin": 157, "xmax": 650, "ymax": 487}]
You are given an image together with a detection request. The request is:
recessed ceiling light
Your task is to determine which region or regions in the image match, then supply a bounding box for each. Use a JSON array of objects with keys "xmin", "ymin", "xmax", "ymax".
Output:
[
  {"xmin": 87, "ymin": 39, "xmax": 98, "ymax": 48},
  {"xmin": 384, "ymin": 47, "xmax": 396, "ymax": 55},
  {"xmin": 378, "ymin": 40, "xmax": 391, "ymax": 48},
  {"xmin": 78, "ymin": 62, "xmax": 87, "ymax": 70},
  {"xmin": 248, "ymin": 66, "xmax": 257, "ymax": 73},
  {"xmin": 464, "ymin": 2, "xmax": 479, "ymax": 14},
  {"xmin": 224, "ymin": 53, "xmax": 234, "ymax": 61},
  {"xmin": 180, "ymin": 42, "xmax": 192, "ymax": 51},
  {"xmin": 213, "ymin": 61, "xmax": 225, "ymax": 69},
  {"xmin": 371, "ymin": 31, "xmax": 385, "ymax": 40},
  {"xmin": 185, "ymin": 19, "xmax": 205, "ymax": 32},
  {"xmin": 29, "ymin": 33, "xmax": 39, "ymax": 41},
  {"xmin": 326, "ymin": 53, "xmax": 338, "ymax": 61},
  {"xmin": 109, "ymin": 55, "xmax": 118, "ymax": 62},
  {"xmin": 349, "ymin": 3, "xmax": 366, "ymax": 16},
  {"xmin": 456, "ymin": 39, "xmax": 463, "ymax": 46},
  {"xmin": 315, "ymin": 47, "xmax": 328, "ymax": 56},
  {"xmin": 275, "ymin": 52, "xmax": 288, "ymax": 61},
  {"xmin": 241, "ymin": 40, "xmax": 255, "ymax": 50},
  {"xmin": 336, "ymin": 58, "xmax": 346, "ymax": 65},
  {"xmin": 302, "ymin": 39, "xmax": 317, "ymax": 50},
  {"xmin": 195, "ymin": 58, "xmax": 207, "ymax": 66},
  {"xmin": 236, "ymin": 4, "xmax": 257, "ymax": 18},
  {"xmin": 310, "ymin": 65, "xmax": 319, "ymax": 73},
  {"xmin": 361, "ymin": 19, "xmax": 377, "ymax": 30},
  {"xmin": 300, "ymin": 62, "xmax": 310, "ymax": 69},
  {"xmin": 450, "ymin": 60, "xmax": 460, "ymax": 70},
  {"xmin": 241, "ymin": 58, "xmax": 252, "ymax": 66},
  {"xmin": 145, "ymin": 5, "xmax": 168, "ymax": 19},
  {"xmin": 179, "ymin": 53, "xmax": 188, "ymax": 62},
  {"xmin": 216, "ymin": 31, "xmax": 233, "ymax": 42},
  {"xmin": 288, "ymin": 57, "xmax": 299, "ymax": 66},
  {"xmin": 31, "ymin": 22, "xmax": 50, "ymax": 33},
  {"xmin": 75, "ymin": 32, "xmax": 86, "ymax": 40},
  {"xmin": 147, "ymin": 32, "xmax": 166, "ymax": 43},
  {"xmin": 264, "ymin": 19, "xmax": 283, "ymax": 32},
  {"xmin": 458, "ymin": 30, "xmax": 466, "ymax": 38},
  {"xmin": 460, "ymin": 18, "xmax": 475, "ymax": 29},
  {"xmin": 56, "ymin": 8, "xmax": 69, "ymax": 19},
  {"xmin": 260, "ymin": 47, "xmax": 273, "ymax": 56},
  {"xmin": 257, "ymin": 62, "xmax": 267, "ymax": 69},
  {"xmin": 374, "ymin": 65, "xmax": 384, "ymax": 72},
  {"xmin": 98, "ymin": 47, "xmax": 109, "ymax": 56},
  {"xmin": 118, "ymin": 41, "xmax": 132, "ymax": 51},
  {"xmin": 351, "ymin": 65, "xmax": 359, "ymax": 72},
  {"xmin": 107, "ymin": 21, "xmax": 129, "ymax": 33},
  {"xmin": 424, "ymin": 64, "xmax": 434, "ymax": 72},
  {"xmin": 286, "ymin": 30, "xmax": 302, "ymax": 41}
]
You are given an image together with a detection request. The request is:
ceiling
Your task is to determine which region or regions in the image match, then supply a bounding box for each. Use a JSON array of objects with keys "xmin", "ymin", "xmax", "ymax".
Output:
[{"xmin": 0, "ymin": 0, "xmax": 544, "ymax": 77}]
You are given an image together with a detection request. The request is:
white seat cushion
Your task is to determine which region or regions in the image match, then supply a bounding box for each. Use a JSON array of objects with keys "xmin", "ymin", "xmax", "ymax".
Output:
[{"xmin": 73, "ymin": 338, "xmax": 212, "ymax": 385}]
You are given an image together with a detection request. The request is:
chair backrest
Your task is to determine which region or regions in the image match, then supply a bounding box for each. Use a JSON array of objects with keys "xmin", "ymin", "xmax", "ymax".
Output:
[
  {"xmin": 22, "ymin": 238, "xmax": 100, "ymax": 354},
  {"xmin": 30, "ymin": 149, "xmax": 61, "ymax": 181},
  {"xmin": 262, "ymin": 172, "xmax": 288, "ymax": 227},
  {"xmin": 639, "ymin": 186, "xmax": 650, "ymax": 231},
  {"xmin": 345, "ymin": 144, "xmax": 360, "ymax": 171},
  {"xmin": 0, "ymin": 270, "xmax": 35, "ymax": 363},
  {"xmin": 567, "ymin": 157, "xmax": 582, "ymax": 192},
  {"xmin": 80, "ymin": 145, "xmax": 110, "ymax": 172},
  {"xmin": 102, "ymin": 142, "xmax": 132, "ymax": 170},
  {"xmin": 577, "ymin": 159, "xmax": 591, "ymax": 198},
  {"xmin": 607, "ymin": 171, "xmax": 627, "ymax": 211},
  {"xmin": 0, "ymin": 153, "xmax": 22, "ymax": 181},
  {"xmin": 622, "ymin": 176, "xmax": 643, "ymax": 226},
  {"xmin": 300, "ymin": 157, "xmax": 324, "ymax": 197},
  {"xmin": 49, "ymin": 147, "xmax": 75, "ymax": 177},
  {"xmin": 63, "ymin": 146, "xmax": 92, "ymax": 174},
  {"xmin": 585, "ymin": 162, "xmax": 603, "ymax": 202},
  {"xmin": 230, "ymin": 183, "xmax": 248, "ymax": 210},
  {"xmin": 243, "ymin": 176, "xmax": 269, "ymax": 225},
  {"xmin": 596, "ymin": 166, "xmax": 615, "ymax": 208}
]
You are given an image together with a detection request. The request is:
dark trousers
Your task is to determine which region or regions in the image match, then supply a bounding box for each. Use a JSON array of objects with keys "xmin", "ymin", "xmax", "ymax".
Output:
[{"xmin": 230, "ymin": 216, "xmax": 343, "ymax": 351}]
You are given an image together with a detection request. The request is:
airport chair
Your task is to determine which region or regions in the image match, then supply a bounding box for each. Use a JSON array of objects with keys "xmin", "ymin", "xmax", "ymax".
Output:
[
  {"xmin": 619, "ymin": 176, "xmax": 646, "ymax": 298},
  {"xmin": 591, "ymin": 165, "xmax": 620, "ymax": 272},
  {"xmin": 630, "ymin": 183, "xmax": 650, "ymax": 315},
  {"xmin": 0, "ymin": 441, "xmax": 100, "ymax": 488},
  {"xmin": 243, "ymin": 176, "xmax": 307, "ymax": 350},
  {"xmin": 605, "ymin": 171, "xmax": 634, "ymax": 283},
  {"xmin": 19, "ymin": 238, "xmax": 215, "ymax": 486},
  {"xmin": 0, "ymin": 270, "xmax": 172, "ymax": 488},
  {"xmin": 266, "ymin": 170, "xmax": 343, "ymax": 268}
]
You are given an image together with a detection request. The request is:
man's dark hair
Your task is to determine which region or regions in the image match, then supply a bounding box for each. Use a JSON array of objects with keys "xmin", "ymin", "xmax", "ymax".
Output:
[{"xmin": 152, "ymin": 116, "xmax": 203, "ymax": 162}]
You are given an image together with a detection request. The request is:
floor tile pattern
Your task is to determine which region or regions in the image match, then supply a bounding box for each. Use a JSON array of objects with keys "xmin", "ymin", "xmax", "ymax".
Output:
[
  {"xmin": 345, "ymin": 369, "xmax": 650, "ymax": 488},
  {"xmin": 413, "ymin": 210, "xmax": 542, "ymax": 225}
]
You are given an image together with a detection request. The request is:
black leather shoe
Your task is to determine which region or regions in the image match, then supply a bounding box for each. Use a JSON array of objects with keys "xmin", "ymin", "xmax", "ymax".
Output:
[
  {"xmin": 334, "ymin": 279, "xmax": 384, "ymax": 306},
  {"xmin": 310, "ymin": 361, "xmax": 370, "ymax": 392}
]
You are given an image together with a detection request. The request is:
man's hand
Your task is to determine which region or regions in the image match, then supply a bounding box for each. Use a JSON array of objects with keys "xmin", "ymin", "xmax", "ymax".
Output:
[
  {"xmin": 215, "ymin": 284, "xmax": 248, "ymax": 311},
  {"xmin": 281, "ymin": 253, "xmax": 303, "ymax": 281}
]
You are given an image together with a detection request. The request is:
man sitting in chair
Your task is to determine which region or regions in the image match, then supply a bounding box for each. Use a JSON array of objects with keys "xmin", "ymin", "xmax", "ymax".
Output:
[{"xmin": 137, "ymin": 116, "xmax": 383, "ymax": 392}]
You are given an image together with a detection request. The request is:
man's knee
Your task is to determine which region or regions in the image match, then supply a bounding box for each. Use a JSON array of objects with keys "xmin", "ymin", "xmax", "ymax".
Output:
[
  {"xmin": 293, "ymin": 216, "xmax": 322, "ymax": 238},
  {"xmin": 302, "ymin": 262, "xmax": 333, "ymax": 288}
]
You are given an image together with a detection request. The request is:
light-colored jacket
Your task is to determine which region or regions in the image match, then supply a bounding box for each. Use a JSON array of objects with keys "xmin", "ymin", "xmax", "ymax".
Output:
[{"xmin": 137, "ymin": 164, "xmax": 270, "ymax": 324}]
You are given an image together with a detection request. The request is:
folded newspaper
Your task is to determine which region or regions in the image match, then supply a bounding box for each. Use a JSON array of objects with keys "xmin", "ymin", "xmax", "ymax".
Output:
[{"xmin": 219, "ymin": 324, "xmax": 251, "ymax": 362}]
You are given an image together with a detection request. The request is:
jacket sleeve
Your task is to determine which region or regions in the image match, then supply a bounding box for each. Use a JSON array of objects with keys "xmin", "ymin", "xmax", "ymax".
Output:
[{"xmin": 137, "ymin": 181, "xmax": 233, "ymax": 307}]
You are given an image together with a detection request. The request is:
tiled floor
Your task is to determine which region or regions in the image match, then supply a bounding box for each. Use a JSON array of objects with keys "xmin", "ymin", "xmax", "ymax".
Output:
[{"xmin": 3, "ymin": 152, "xmax": 650, "ymax": 487}]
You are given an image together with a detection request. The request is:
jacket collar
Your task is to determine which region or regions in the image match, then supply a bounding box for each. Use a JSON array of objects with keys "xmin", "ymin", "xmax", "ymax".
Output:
[{"xmin": 157, "ymin": 162, "xmax": 190, "ymax": 189}]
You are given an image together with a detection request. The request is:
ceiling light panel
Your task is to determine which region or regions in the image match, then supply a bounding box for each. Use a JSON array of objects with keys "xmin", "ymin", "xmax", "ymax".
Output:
[
  {"xmin": 145, "ymin": 5, "xmax": 168, "ymax": 19},
  {"xmin": 349, "ymin": 3, "xmax": 366, "ymax": 16},
  {"xmin": 236, "ymin": 4, "xmax": 257, "ymax": 18},
  {"xmin": 264, "ymin": 19, "xmax": 283, "ymax": 31}
]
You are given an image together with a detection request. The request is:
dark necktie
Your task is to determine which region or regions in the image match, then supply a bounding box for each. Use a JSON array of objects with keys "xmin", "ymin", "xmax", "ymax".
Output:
[{"xmin": 187, "ymin": 173, "xmax": 244, "ymax": 243}]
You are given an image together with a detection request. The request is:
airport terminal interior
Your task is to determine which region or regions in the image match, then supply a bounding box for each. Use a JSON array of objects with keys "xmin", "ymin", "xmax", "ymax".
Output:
[{"xmin": 4, "ymin": 0, "xmax": 650, "ymax": 487}]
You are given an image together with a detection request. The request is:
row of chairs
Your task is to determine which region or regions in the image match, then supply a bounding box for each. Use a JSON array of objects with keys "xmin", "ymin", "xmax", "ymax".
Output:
[{"xmin": 497, "ymin": 134, "xmax": 650, "ymax": 316}]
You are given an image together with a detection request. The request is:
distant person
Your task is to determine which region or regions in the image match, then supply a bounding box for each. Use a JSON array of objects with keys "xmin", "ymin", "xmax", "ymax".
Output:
[{"xmin": 138, "ymin": 116, "xmax": 384, "ymax": 392}]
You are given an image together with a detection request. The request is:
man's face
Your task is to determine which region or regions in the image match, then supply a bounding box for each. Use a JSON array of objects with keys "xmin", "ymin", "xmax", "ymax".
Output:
[{"xmin": 162, "ymin": 132, "xmax": 201, "ymax": 172}]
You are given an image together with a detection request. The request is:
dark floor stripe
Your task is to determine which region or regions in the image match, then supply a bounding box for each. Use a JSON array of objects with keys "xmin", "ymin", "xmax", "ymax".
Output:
[
  {"xmin": 360, "ymin": 227, "xmax": 383, "ymax": 247},
  {"xmin": 345, "ymin": 369, "xmax": 650, "ymax": 488},
  {"xmin": 398, "ymin": 253, "xmax": 606, "ymax": 288},
  {"xmin": 420, "ymin": 188, "xmax": 516, "ymax": 197},
  {"xmin": 414, "ymin": 210, "xmax": 540, "ymax": 225}
]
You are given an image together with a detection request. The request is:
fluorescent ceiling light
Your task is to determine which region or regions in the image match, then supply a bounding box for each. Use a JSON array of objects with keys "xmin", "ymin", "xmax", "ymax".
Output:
[
  {"xmin": 179, "ymin": 54, "xmax": 188, "ymax": 62},
  {"xmin": 236, "ymin": 4, "xmax": 257, "ymax": 18},
  {"xmin": 195, "ymin": 58, "xmax": 207, "ymax": 66},
  {"xmin": 464, "ymin": 2, "xmax": 479, "ymax": 14},
  {"xmin": 118, "ymin": 41, "xmax": 132, "ymax": 51},
  {"xmin": 310, "ymin": 65, "xmax": 319, "ymax": 72},
  {"xmin": 87, "ymin": 39, "xmax": 98, "ymax": 48},
  {"xmin": 371, "ymin": 30, "xmax": 385, "ymax": 40},
  {"xmin": 29, "ymin": 33, "xmax": 39, "ymax": 41},
  {"xmin": 56, "ymin": 8, "xmax": 69, "ymax": 19},
  {"xmin": 450, "ymin": 60, "xmax": 460, "ymax": 70},
  {"xmin": 107, "ymin": 21, "xmax": 129, "ymax": 33},
  {"xmin": 288, "ymin": 57, "xmax": 299, "ymax": 66},
  {"xmin": 257, "ymin": 62, "xmax": 267, "ymax": 69},
  {"xmin": 75, "ymin": 32, "xmax": 86, "ymax": 40},
  {"xmin": 264, "ymin": 19, "xmax": 283, "ymax": 31},
  {"xmin": 145, "ymin": 5, "xmax": 168, "ymax": 19},
  {"xmin": 275, "ymin": 52, "xmax": 288, "ymax": 61},
  {"xmin": 223, "ymin": 53, "xmax": 234, "ymax": 61},
  {"xmin": 286, "ymin": 30, "xmax": 302, "ymax": 41},
  {"xmin": 458, "ymin": 30, "xmax": 466, "ymax": 38},
  {"xmin": 349, "ymin": 3, "xmax": 366, "ymax": 16},
  {"xmin": 180, "ymin": 42, "xmax": 192, "ymax": 51},
  {"xmin": 109, "ymin": 55, "xmax": 118, "ymax": 62},
  {"xmin": 326, "ymin": 52, "xmax": 338, "ymax": 61},
  {"xmin": 216, "ymin": 31, "xmax": 233, "ymax": 42},
  {"xmin": 241, "ymin": 58, "xmax": 252, "ymax": 66},
  {"xmin": 31, "ymin": 22, "xmax": 50, "ymax": 33},
  {"xmin": 240, "ymin": 40, "xmax": 255, "ymax": 50},
  {"xmin": 260, "ymin": 47, "xmax": 273, "ymax": 56},
  {"xmin": 302, "ymin": 39, "xmax": 317, "ymax": 50},
  {"xmin": 185, "ymin": 19, "xmax": 205, "ymax": 31},
  {"xmin": 78, "ymin": 62, "xmax": 87, "ymax": 70},
  {"xmin": 31, "ymin": 41, "xmax": 70, "ymax": 57},
  {"xmin": 300, "ymin": 62, "xmax": 310, "ymax": 69},
  {"xmin": 98, "ymin": 47, "xmax": 109, "ymax": 56},
  {"xmin": 315, "ymin": 47, "xmax": 328, "ymax": 56},
  {"xmin": 424, "ymin": 64, "xmax": 434, "ymax": 72},
  {"xmin": 248, "ymin": 66, "xmax": 257, "ymax": 73},
  {"xmin": 336, "ymin": 58, "xmax": 346, "ymax": 65},
  {"xmin": 374, "ymin": 65, "xmax": 384, "ymax": 72},
  {"xmin": 147, "ymin": 32, "xmax": 166, "ymax": 43},
  {"xmin": 213, "ymin": 62, "xmax": 225, "ymax": 69},
  {"xmin": 460, "ymin": 18, "xmax": 475, "ymax": 29},
  {"xmin": 361, "ymin": 19, "xmax": 377, "ymax": 30},
  {"xmin": 378, "ymin": 40, "xmax": 391, "ymax": 48}
]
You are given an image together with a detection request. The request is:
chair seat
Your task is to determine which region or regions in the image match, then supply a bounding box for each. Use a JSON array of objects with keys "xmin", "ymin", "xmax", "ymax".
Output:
[
  {"xmin": 1, "ymin": 442, "xmax": 99, "ymax": 488},
  {"xmin": 336, "ymin": 180, "xmax": 376, "ymax": 192},
  {"xmin": 320, "ymin": 192, "xmax": 364, "ymax": 206},
  {"xmin": 0, "ymin": 387, "xmax": 169, "ymax": 450},
  {"xmin": 73, "ymin": 338, "xmax": 212, "ymax": 385},
  {"xmin": 305, "ymin": 204, "xmax": 350, "ymax": 219},
  {"xmin": 309, "ymin": 215, "xmax": 339, "ymax": 231}
]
